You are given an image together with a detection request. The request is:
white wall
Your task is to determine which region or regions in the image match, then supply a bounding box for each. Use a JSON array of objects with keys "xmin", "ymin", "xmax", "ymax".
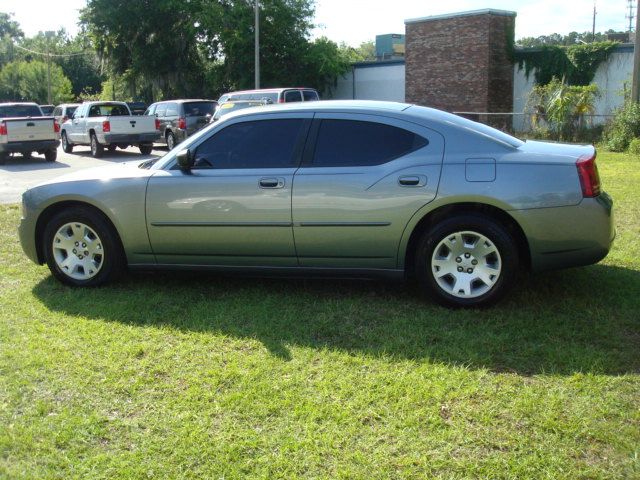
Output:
[
  {"xmin": 330, "ymin": 63, "xmax": 405, "ymax": 102},
  {"xmin": 512, "ymin": 47, "xmax": 633, "ymax": 132}
]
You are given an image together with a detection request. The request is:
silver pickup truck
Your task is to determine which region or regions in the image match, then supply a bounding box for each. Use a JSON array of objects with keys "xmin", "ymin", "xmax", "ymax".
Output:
[
  {"xmin": 60, "ymin": 101, "xmax": 160, "ymax": 158},
  {"xmin": 0, "ymin": 102, "xmax": 60, "ymax": 164}
]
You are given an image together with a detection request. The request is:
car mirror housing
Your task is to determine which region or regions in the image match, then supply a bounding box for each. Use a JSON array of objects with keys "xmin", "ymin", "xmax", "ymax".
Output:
[{"xmin": 176, "ymin": 149, "xmax": 194, "ymax": 172}]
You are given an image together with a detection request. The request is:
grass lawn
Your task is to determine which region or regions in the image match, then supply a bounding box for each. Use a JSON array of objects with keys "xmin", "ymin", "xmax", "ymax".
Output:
[{"xmin": 1, "ymin": 151, "xmax": 639, "ymax": 479}]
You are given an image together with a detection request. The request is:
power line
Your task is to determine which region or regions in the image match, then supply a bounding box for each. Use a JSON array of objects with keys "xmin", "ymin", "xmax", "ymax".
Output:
[
  {"xmin": 626, "ymin": 0, "xmax": 636, "ymax": 32},
  {"xmin": 12, "ymin": 43, "xmax": 92, "ymax": 58}
]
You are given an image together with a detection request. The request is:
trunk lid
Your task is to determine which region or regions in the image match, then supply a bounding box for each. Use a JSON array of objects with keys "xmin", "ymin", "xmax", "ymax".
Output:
[
  {"xmin": 3, "ymin": 117, "xmax": 56, "ymax": 142},
  {"xmin": 107, "ymin": 116, "xmax": 157, "ymax": 134},
  {"xmin": 518, "ymin": 140, "xmax": 595, "ymax": 164}
]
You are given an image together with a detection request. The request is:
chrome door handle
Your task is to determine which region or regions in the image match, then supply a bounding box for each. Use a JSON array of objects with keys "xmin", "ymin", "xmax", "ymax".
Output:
[
  {"xmin": 259, "ymin": 177, "xmax": 285, "ymax": 189},
  {"xmin": 398, "ymin": 175, "xmax": 427, "ymax": 187}
]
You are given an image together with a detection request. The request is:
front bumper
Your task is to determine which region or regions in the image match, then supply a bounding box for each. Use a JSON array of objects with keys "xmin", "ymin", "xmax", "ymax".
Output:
[
  {"xmin": 512, "ymin": 192, "xmax": 615, "ymax": 272},
  {"xmin": 18, "ymin": 203, "xmax": 41, "ymax": 265},
  {"xmin": 0, "ymin": 139, "xmax": 59, "ymax": 154},
  {"xmin": 99, "ymin": 132, "xmax": 161, "ymax": 145}
]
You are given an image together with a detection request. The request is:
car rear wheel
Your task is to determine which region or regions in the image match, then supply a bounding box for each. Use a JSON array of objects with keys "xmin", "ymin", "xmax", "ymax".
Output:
[
  {"xmin": 139, "ymin": 144, "xmax": 153, "ymax": 155},
  {"xmin": 61, "ymin": 132, "xmax": 73, "ymax": 153},
  {"xmin": 43, "ymin": 207, "xmax": 124, "ymax": 287},
  {"xmin": 166, "ymin": 131, "xmax": 176, "ymax": 150},
  {"xmin": 415, "ymin": 214, "xmax": 518, "ymax": 307},
  {"xmin": 44, "ymin": 148, "xmax": 57, "ymax": 162},
  {"xmin": 90, "ymin": 133, "xmax": 103, "ymax": 158}
]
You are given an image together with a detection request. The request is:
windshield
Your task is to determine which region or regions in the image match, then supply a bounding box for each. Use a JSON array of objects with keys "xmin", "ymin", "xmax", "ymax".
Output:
[
  {"xmin": 184, "ymin": 101, "xmax": 216, "ymax": 117},
  {"xmin": 66, "ymin": 106, "xmax": 77, "ymax": 117},
  {"xmin": 0, "ymin": 104, "xmax": 43, "ymax": 118},
  {"xmin": 213, "ymin": 102, "xmax": 262, "ymax": 121}
]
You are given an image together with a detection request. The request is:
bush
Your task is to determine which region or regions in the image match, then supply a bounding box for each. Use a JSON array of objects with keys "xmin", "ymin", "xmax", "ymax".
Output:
[
  {"xmin": 628, "ymin": 138, "xmax": 640, "ymax": 155},
  {"xmin": 603, "ymin": 102, "xmax": 640, "ymax": 152}
]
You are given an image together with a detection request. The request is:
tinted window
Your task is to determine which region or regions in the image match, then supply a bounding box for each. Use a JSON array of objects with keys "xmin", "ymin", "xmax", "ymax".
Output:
[
  {"xmin": 194, "ymin": 119, "xmax": 304, "ymax": 169},
  {"xmin": 302, "ymin": 90, "xmax": 319, "ymax": 101},
  {"xmin": 0, "ymin": 104, "xmax": 43, "ymax": 118},
  {"xmin": 312, "ymin": 120, "xmax": 428, "ymax": 167},
  {"xmin": 284, "ymin": 90, "xmax": 302, "ymax": 102},
  {"xmin": 66, "ymin": 106, "xmax": 77, "ymax": 117},
  {"xmin": 183, "ymin": 101, "xmax": 216, "ymax": 117},
  {"xmin": 165, "ymin": 103, "xmax": 179, "ymax": 116},
  {"xmin": 88, "ymin": 104, "xmax": 130, "ymax": 116}
]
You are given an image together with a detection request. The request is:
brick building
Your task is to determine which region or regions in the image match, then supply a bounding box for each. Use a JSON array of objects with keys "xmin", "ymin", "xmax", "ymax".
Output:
[{"xmin": 404, "ymin": 9, "xmax": 516, "ymax": 114}]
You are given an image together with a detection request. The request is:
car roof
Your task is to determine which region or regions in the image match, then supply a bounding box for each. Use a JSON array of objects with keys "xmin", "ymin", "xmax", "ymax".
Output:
[
  {"xmin": 224, "ymin": 88, "xmax": 317, "ymax": 95},
  {"xmin": 0, "ymin": 102, "xmax": 40, "ymax": 107},
  {"xmin": 153, "ymin": 99, "xmax": 216, "ymax": 104}
]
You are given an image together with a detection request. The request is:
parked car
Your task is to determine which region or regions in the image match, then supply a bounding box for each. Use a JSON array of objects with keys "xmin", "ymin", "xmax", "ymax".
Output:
[
  {"xmin": 127, "ymin": 101, "xmax": 148, "ymax": 116},
  {"xmin": 18, "ymin": 100, "xmax": 614, "ymax": 307},
  {"xmin": 60, "ymin": 101, "xmax": 161, "ymax": 157},
  {"xmin": 218, "ymin": 87, "xmax": 319, "ymax": 104},
  {"xmin": 39, "ymin": 105, "xmax": 55, "ymax": 116},
  {"xmin": 211, "ymin": 100, "xmax": 267, "ymax": 122},
  {"xmin": 145, "ymin": 99, "xmax": 217, "ymax": 150},
  {"xmin": 52, "ymin": 103, "xmax": 80, "ymax": 129},
  {"xmin": 0, "ymin": 102, "xmax": 59, "ymax": 164}
]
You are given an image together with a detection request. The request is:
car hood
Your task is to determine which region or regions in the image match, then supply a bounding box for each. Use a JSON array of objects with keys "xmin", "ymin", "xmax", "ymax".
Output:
[{"xmin": 34, "ymin": 160, "xmax": 156, "ymax": 188}]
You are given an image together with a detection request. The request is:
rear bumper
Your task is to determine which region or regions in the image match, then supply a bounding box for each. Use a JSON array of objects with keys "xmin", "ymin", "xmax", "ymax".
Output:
[
  {"xmin": 0, "ymin": 139, "xmax": 59, "ymax": 153},
  {"xmin": 512, "ymin": 192, "xmax": 615, "ymax": 272},
  {"xmin": 100, "ymin": 132, "xmax": 160, "ymax": 145}
]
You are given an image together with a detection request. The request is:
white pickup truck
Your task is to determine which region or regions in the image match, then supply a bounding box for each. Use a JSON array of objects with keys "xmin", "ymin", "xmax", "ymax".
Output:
[
  {"xmin": 60, "ymin": 101, "xmax": 161, "ymax": 158},
  {"xmin": 0, "ymin": 102, "xmax": 60, "ymax": 164}
]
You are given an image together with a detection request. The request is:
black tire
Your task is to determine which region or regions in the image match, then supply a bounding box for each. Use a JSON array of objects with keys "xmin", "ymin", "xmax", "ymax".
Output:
[
  {"xmin": 107, "ymin": 144, "xmax": 117, "ymax": 153},
  {"xmin": 139, "ymin": 144, "xmax": 153, "ymax": 155},
  {"xmin": 61, "ymin": 131, "xmax": 73, "ymax": 153},
  {"xmin": 166, "ymin": 131, "xmax": 176, "ymax": 150},
  {"xmin": 43, "ymin": 206, "xmax": 125, "ymax": 287},
  {"xmin": 44, "ymin": 148, "xmax": 57, "ymax": 162},
  {"xmin": 90, "ymin": 133, "xmax": 103, "ymax": 158},
  {"xmin": 0, "ymin": 153, "xmax": 7, "ymax": 165},
  {"xmin": 415, "ymin": 214, "xmax": 519, "ymax": 308},
  {"xmin": 22, "ymin": 151, "xmax": 32, "ymax": 159}
]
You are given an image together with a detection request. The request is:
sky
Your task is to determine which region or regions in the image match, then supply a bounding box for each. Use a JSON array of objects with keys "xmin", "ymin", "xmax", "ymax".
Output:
[{"xmin": 1, "ymin": 0, "xmax": 633, "ymax": 46}]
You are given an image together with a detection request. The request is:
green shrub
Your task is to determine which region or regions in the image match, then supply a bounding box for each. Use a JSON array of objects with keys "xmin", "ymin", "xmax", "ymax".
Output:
[
  {"xmin": 628, "ymin": 137, "xmax": 640, "ymax": 155},
  {"xmin": 603, "ymin": 102, "xmax": 640, "ymax": 152}
]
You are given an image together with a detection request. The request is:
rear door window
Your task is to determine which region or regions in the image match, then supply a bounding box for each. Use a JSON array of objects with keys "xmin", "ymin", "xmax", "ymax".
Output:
[
  {"xmin": 193, "ymin": 119, "xmax": 305, "ymax": 169},
  {"xmin": 311, "ymin": 119, "xmax": 428, "ymax": 167},
  {"xmin": 165, "ymin": 103, "xmax": 179, "ymax": 116},
  {"xmin": 284, "ymin": 90, "xmax": 303, "ymax": 103}
]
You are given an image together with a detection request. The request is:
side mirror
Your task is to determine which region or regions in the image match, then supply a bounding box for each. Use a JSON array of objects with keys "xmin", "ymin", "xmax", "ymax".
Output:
[{"xmin": 176, "ymin": 149, "xmax": 194, "ymax": 172}]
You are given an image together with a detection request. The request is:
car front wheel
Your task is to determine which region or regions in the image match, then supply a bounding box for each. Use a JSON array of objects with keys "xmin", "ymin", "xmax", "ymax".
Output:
[
  {"xmin": 415, "ymin": 214, "xmax": 519, "ymax": 307},
  {"xmin": 61, "ymin": 132, "xmax": 73, "ymax": 153},
  {"xmin": 43, "ymin": 207, "xmax": 124, "ymax": 287},
  {"xmin": 90, "ymin": 133, "xmax": 103, "ymax": 158}
]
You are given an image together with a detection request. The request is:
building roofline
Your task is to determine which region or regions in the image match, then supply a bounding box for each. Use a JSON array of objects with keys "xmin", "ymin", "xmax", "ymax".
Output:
[{"xmin": 405, "ymin": 9, "xmax": 516, "ymax": 25}]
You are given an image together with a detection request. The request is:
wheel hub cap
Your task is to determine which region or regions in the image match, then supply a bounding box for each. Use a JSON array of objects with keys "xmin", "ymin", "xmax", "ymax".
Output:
[
  {"xmin": 431, "ymin": 231, "xmax": 502, "ymax": 299},
  {"xmin": 52, "ymin": 222, "xmax": 104, "ymax": 281}
]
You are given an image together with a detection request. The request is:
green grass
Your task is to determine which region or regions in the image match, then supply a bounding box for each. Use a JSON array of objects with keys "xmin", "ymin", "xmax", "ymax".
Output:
[{"xmin": 1, "ymin": 152, "xmax": 639, "ymax": 479}]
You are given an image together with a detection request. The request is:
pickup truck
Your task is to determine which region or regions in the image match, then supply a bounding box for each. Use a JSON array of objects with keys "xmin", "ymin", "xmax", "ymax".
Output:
[
  {"xmin": 61, "ymin": 101, "xmax": 161, "ymax": 158},
  {"xmin": 0, "ymin": 102, "xmax": 60, "ymax": 164}
]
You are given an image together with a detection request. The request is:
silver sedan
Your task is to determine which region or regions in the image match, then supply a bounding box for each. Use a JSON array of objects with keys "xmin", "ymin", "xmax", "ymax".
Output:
[{"xmin": 18, "ymin": 101, "xmax": 614, "ymax": 307}]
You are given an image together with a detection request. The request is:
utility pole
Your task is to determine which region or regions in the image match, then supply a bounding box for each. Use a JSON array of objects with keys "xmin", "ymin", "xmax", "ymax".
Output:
[
  {"xmin": 633, "ymin": 0, "xmax": 640, "ymax": 102},
  {"xmin": 45, "ymin": 31, "xmax": 54, "ymax": 105},
  {"xmin": 255, "ymin": 0, "xmax": 260, "ymax": 89},
  {"xmin": 592, "ymin": 3, "xmax": 596, "ymax": 42}
]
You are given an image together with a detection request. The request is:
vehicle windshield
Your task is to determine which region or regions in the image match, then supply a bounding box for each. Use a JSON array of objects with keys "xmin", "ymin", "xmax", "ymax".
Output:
[
  {"xmin": 213, "ymin": 101, "xmax": 264, "ymax": 121},
  {"xmin": 0, "ymin": 104, "xmax": 43, "ymax": 118},
  {"xmin": 88, "ymin": 104, "xmax": 130, "ymax": 117},
  {"xmin": 184, "ymin": 101, "xmax": 216, "ymax": 117}
]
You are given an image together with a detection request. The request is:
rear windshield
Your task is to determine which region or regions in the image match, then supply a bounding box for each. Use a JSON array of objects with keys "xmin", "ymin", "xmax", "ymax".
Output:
[
  {"xmin": 0, "ymin": 104, "xmax": 42, "ymax": 118},
  {"xmin": 227, "ymin": 92, "xmax": 278, "ymax": 104},
  {"xmin": 184, "ymin": 101, "xmax": 216, "ymax": 117},
  {"xmin": 88, "ymin": 104, "xmax": 130, "ymax": 117}
]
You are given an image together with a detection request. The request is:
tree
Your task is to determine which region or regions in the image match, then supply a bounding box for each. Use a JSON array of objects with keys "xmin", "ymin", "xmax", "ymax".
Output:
[
  {"xmin": 0, "ymin": 60, "xmax": 74, "ymax": 104},
  {"xmin": 517, "ymin": 30, "xmax": 624, "ymax": 47},
  {"xmin": 0, "ymin": 12, "xmax": 24, "ymax": 68}
]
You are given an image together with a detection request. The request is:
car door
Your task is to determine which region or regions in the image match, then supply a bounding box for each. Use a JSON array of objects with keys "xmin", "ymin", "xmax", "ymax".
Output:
[
  {"xmin": 68, "ymin": 104, "xmax": 87, "ymax": 144},
  {"xmin": 145, "ymin": 113, "xmax": 312, "ymax": 267},
  {"xmin": 292, "ymin": 113, "xmax": 444, "ymax": 270}
]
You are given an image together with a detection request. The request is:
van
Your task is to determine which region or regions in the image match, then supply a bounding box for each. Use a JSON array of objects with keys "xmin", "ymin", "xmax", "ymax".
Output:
[{"xmin": 218, "ymin": 88, "xmax": 320, "ymax": 105}]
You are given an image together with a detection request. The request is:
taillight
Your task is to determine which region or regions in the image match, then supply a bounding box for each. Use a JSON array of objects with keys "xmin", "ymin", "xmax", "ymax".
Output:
[
  {"xmin": 178, "ymin": 117, "xmax": 186, "ymax": 130},
  {"xmin": 53, "ymin": 120, "xmax": 60, "ymax": 133},
  {"xmin": 0, "ymin": 122, "xmax": 6, "ymax": 136},
  {"xmin": 278, "ymin": 97, "xmax": 285, "ymax": 103},
  {"xmin": 576, "ymin": 153, "xmax": 601, "ymax": 198},
  {"xmin": 155, "ymin": 118, "xmax": 161, "ymax": 130},
  {"xmin": 102, "ymin": 120, "xmax": 111, "ymax": 133}
]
